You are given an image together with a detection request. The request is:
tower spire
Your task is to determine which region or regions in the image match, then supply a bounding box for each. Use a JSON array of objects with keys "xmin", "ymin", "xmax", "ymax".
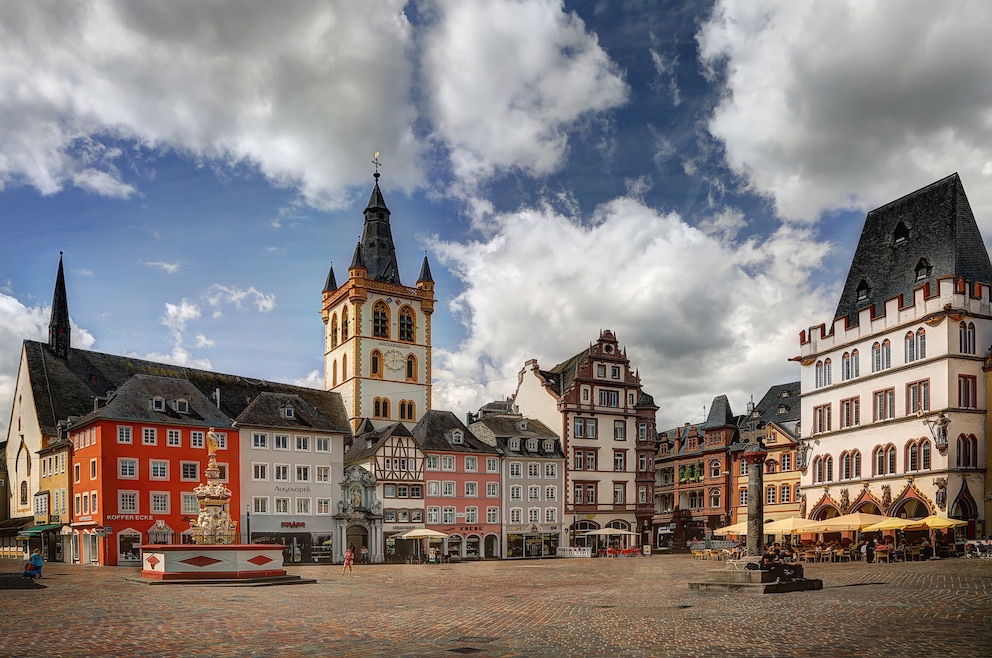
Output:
[
  {"xmin": 49, "ymin": 251, "xmax": 71, "ymax": 359},
  {"xmin": 359, "ymin": 155, "xmax": 401, "ymax": 284}
]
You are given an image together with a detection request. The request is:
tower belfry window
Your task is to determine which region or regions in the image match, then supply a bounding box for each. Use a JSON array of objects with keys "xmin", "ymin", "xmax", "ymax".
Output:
[
  {"xmin": 856, "ymin": 280, "xmax": 870, "ymax": 302},
  {"xmin": 915, "ymin": 258, "xmax": 932, "ymax": 281}
]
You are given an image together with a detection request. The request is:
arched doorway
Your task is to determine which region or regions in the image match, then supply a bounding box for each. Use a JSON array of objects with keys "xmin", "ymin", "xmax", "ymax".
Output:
[
  {"xmin": 346, "ymin": 525, "xmax": 368, "ymax": 557},
  {"xmin": 484, "ymin": 534, "xmax": 500, "ymax": 559}
]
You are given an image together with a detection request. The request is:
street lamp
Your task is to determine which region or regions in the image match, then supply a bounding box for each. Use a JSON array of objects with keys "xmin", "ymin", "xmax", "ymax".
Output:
[
  {"xmin": 246, "ymin": 504, "xmax": 251, "ymax": 544},
  {"xmin": 920, "ymin": 410, "xmax": 950, "ymax": 454}
]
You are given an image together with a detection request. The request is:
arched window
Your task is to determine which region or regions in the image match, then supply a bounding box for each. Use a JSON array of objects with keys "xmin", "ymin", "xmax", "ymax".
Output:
[
  {"xmin": 920, "ymin": 440, "xmax": 931, "ymax": 470},
  {"xmin": 710, "ymin": 460, "xmax": 721, "ymax": 478},
  {"xmin": 373, "ymin": 302, "xmax": 389, "ymax": 338},
  {"xmin": 886, "ymin": 445, "xmax": 896, "ymax": 474},
  {"xmin": 399, "ymin": 400, "xmax": 416, "ymax": 421},
  {"xmin": 330, "ymin": 314, "xmax": 338, "ymax": 348},
  {"xmin": 916, "ymin": 328, "xmax": 926, "ymax": 359},
  {"xmin": 842, "ymin": 352, "xmax": 851, "ymax": 381},
  {"xmin": 841, "ymin": 452, "xmax": 851, "ymax": 480},
  {"xmin": 709, "ymin": 488, "xmax": 720, "ymax": 508},
  {"xmin": 399, "ymin": 306, "xmax": 415, "ymax": 342},
  {"xmin": 850, "ymin": 349, "xmax": 859, "ymax": 377},
  {"xmin": 373, "ymin": 397, "xmax": 390, "ymax": 419},
  {"xmin": 824, "ymin": 455, "xmax": 833, "ymax": 482},
  {"xmin": 342, "ymin": 353, "xmax": 347, "ymax": 380},
  {"xmin": 852, "ymin": 450, "xmax": 862, "ymax": 478},
  {"xmin": 332, "ymin": 360, "xmax": 338, "ymax": 387},
  {"xmin": 816, "ymin": 361, "xmax": 825, "ymax": 388},
  {"xmin": 872, "ymin": 342, "xmax": 881, "ymax": 372},
  {"xmin": 960, "ymin": 321, "xmax": 976, "ymax": 354},
  {"xmin": 341, "ymin": 306, "xmax": 350, "ymax": 340},
  {"xmin": 371, "ymin": 350, "xmax": 383, "ymax": 379},
  {"xmin": 968, "ymin": 435, "xmax": 978, "ymax": 468},
  {"xmin": 813, "ymin": 457, "xmax": 823, "ymax": 483},
  {"xmin": 906, "ymin": 440, "xmax": 918, "ymax": 472},
  {"xmin": 905, "ymin": 331, "xmax": 916, "ymax": 363},
  {"xmin": 957, "ymin": 434, "xmax": 978, "ymax": 468},
  {"xmin": 406, "ymin": 354, "xmax": 417, "ymax": 382},
  {"xmin": 824, "ymin": 358, "xmax": 832, "ymax": 386},
  {"xmin": 880, "ymin": 340, "xmax": 891, "ymax": 370},
  {"xmin": 874, "ymin": 447, "xmax": 885, "ymax": 476}
]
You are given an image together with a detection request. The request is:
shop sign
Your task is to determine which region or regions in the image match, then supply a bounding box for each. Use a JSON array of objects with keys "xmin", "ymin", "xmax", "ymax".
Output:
[
  {"xmin": 457, "ymin": 526, "xmax": 483, "ymax": 532},
  {"xmin": 106, "ymin": 514, "xmax": 153, "ymax": 521},
  {"xmin": 281, "ymin": 521, "xmax": 306, "ymax": 528}
]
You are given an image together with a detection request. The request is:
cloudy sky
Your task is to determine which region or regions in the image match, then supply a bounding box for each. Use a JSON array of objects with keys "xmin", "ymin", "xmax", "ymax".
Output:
[{"xmin": 2, "ymin": 0, "xmax": 991, "ymax": 439}]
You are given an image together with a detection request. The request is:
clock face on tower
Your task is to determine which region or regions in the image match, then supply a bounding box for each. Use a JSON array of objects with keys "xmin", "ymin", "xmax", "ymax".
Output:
[{"xmin": 384, "ymin": 348, "xmax": 404, "ymax": 371}]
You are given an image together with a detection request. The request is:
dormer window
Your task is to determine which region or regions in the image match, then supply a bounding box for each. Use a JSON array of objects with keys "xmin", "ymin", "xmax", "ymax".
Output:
[
  {"xmin": 175, "ymin": 399, "xmax": 189, "ymax": 414},
  {"xmin": 283, "ymin": 406, "xmax": 295, "ymax": 419},
  {"xmin": 517, "ymin": 420, "xmax": 528, "ymax": 431},
  {"xmin": 509, "ymin": 438, "xmax": 520, "ymax": 451},
  {"xmin": 451, "ymin": 430, "xmax": 464, "ymax": 445},
  {"xmin": 780, "ymin": 390, "xmax": 790, "ymax": 398},
  {"xmin": 543, "ymin": 440, "xmax": 553, "ymax": 452},
  {"xmin": 751, "ymin": 410, "xmax": 760, "ymax": 418},
  {"xmin": 856, "ymin": 279, "xmax": 870, "ymax": 302},
  {"xmin": 894, "ymin": 221, "xmax": 909, "ymax": 245},
  {"xmin": 777, "ymin": 404, "xmax": 789, "ymax": 415},
  {"xmin": 152, "ymin": 397, "xmax": 165, "ymax": 412},
  {"xmin": 527, "ymin": 439, "xmax": 538, "ymax": 452},
  {"xmin": 915, "ymin": 258, "xmax": 932, "ymax": 281}
]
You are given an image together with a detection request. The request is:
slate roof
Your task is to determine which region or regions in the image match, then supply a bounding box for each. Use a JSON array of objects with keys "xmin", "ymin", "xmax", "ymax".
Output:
[
  {"xmin": 834, "ymin": 173, "xmax": 992, "ymax": 324},
  {"xmin": 356, "ymin": 175, "xmax": 402, "ymax": 284},
  {"xmin": 344, "ymin": 421, "xmax": 414, "ymax": 463},
  {"xmin": 543, "ymin": 348, "xmax": 591, "ymax": 396},
  {"xmin": 235, "ymin": 391, "xmax": 344, "ymax": 432},
  {"xmin": 412, "ymin": 410, "xmax": 498, "ymax": 454},
  {"xmin": 22, "ymin": 340, "xmax": 351, "ymax": 439},
  {"xmin": 748, "ymin": 381, "xmax": 801, "ymax": 427},
  {"xmin": 702, "ymin": 395, "xmax": 735, "ymax": 429},
  {"xmin": 68, "ymin": 374, "xmax": 233, "ymax": 430},
  {"xmin": 469, "ymin": 415, "xmax": 564, "ymax": 459}
]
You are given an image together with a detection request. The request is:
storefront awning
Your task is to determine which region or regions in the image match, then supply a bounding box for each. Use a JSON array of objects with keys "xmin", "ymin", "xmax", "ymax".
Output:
[
  {"xmin": 0, "ymin": 517, "xmax": 33, "ymax": 535},
  {"xmin": 15, "ymin": 523, "xmax": 63, "ymax": 539}
]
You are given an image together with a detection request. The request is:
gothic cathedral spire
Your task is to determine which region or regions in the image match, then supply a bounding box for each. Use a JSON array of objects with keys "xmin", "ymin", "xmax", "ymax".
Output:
[{"xmin": 49, "ymin": 251, "xmax": 71, "ymax": 359}]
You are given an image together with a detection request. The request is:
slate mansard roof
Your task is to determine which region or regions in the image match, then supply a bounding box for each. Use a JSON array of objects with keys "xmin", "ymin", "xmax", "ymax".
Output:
[
  {"xmin": 23, "ymin": 340, "xmax": 352, "ymax": 438},
  {"xmin": 412, "ymin": 410, "xmax": 498, "ymax": 454},
  {"xmin": 834, "ymin": 173, "xmax": 992, "ymax": 324}
]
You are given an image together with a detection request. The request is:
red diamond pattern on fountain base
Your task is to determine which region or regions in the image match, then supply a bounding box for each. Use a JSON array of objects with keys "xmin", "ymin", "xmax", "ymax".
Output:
[
  {"xmin": 180, "ymin": 555, "xmax": 224, "ymax": 567},
  {"xmin": 146, "ymin": 555, "xmax": 161, "ymax": 568},
  {"xmin": 247, "ymin": 555, "xmax": 274, "ymax": 566}
]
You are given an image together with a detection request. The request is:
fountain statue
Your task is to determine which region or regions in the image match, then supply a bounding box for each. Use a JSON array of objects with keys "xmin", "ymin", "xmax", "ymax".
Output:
[{"xmin": 189, "ymin": 428, "xmax": 238, "ymax": 544}]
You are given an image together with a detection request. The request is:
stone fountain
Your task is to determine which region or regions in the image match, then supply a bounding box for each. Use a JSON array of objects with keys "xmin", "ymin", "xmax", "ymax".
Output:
[{"xmin": 133, "ymin": 429, "xmax": 313, "ymax": 586}]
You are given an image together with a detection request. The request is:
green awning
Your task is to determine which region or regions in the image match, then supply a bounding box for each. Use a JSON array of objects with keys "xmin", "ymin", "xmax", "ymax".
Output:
[{"xmin": 16, "ymin": 523, "xmax": 63, "ymax": 538}]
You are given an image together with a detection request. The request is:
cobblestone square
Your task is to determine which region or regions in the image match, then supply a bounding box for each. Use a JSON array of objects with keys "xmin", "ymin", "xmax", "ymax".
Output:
[{"xmin": 1, "ymin": 555, "xmax": 989, "ymax": 657}]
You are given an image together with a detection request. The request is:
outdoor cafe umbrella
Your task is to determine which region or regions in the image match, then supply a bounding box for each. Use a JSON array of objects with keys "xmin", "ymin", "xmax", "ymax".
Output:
[
  {"xmin": 713, "ymin": 520, "xmax": 748, "ymax": 536},
  {"xmin": 399, "ymin": 528, "xmax": 449, "ymax": 561},
  {"xmin": 801, "ymin": 512, "xmax": 887, "ymax": 532},
  {"xmin": 763, "ymin": 516, "xmax": 818, "ymax": 535},
  {"xmin": 862, "ymin": 517, "xmax": 922, "ymax": 532},
  {"xmin": 909, "ymin": 515, "xmax": 967, "ymax": 530}
]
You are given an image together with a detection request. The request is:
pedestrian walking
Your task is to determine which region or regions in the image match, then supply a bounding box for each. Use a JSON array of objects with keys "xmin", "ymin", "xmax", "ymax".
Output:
[
  {"xmin": 342, "ymin": 546, "xmax": 355, "ymax": 575},
  {"xmin": 30, "ymin": 549, "xmax": 44, "ymax": 578}
]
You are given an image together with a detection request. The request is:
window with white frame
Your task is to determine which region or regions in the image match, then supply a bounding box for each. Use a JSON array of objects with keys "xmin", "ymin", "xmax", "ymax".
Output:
[
  {"xmin": 119, "ymin": 458, "xmax": 138, "ymax": 479},
  {"xmin": 315, "ymin": 436, "xmax": 330, "ymax": 452},
  {"xmin": 464, "ymin": 506, "xmax": 478, "ymax": 523},
  {"xmin": 465, "ymin": 456, "xmax": 478, "ymax": 472},
  {"xmin": 840, "ymin": 397, "xmax": 860, "ymax": 428},
  {"xmin": 599, "ymin": 390, "xmax": 619, "ymax": 407},
  {"xmin": 150, "ymin": 460, "xmax": 168, "ymax": 480},
  {"xmin": 442, "ymin": 455, "xmax": 455, "ymax": 470},
  {"xmin": 252, "ymin": 433, "xmax": 268, "ymax": 449},
  {"xmin": 528, "ymin": 462, "xmax": 540, "ymax": 478},
  {"xmin": 544, "ymin": 463, "xmax": 556, "ymax": 478},
  {"xmin": 274, "ymin": 464, "xmax": 289, "ymax": 481},
  {"xmin": 274, "ymin": 434, "xmax": 289, "ymax": 450},
  {"xmin": 907, "ymin": 380, "xmax": 929, "ymax": 415},
  {"xmin": 118, "ymin": 426, "xmax": 133, "ymax": 444},
  {"xmin": 167, "ymin": 429, "xmax": 181, "ymax": 447},
  {"xmin": 874, "ymin": 389, "xmax": 895, "ymax": 421},
  {"xmin": 191, "ymin": 431, "xmax": 205, "ymax": 449},
  {"xmin": 90, "ymin": 458, "xmax": 97, "ymax": 479},
  {"xmin": 510, "ymin": 485, "xmax": 522, "ymax": 501},
  {"xmin": 486, "ymin": 482, "xmax": 499, "ymax": 497},
  {"xmin": 509, "ymin": 462, "xmax": 522, "ymax": 477},
  {"xmin": 486, "ymin": 457, "xmax": 499, "ymax": 472},
  {"xmin": 529, "ymin": 507, "xmax": 540, "ymax": 523},
  {"xmin": 274, "ymin": 498, "xmax": 289, "ymax": 514},
  {"xmin": 442, "ymin": 507, "xmax": 456, "ymax": 523},
  {"xmin": 119, "ymin": 491, "xmax": 138, "ymax": 513},
  {"xmin": 487, "ymin": 506, "xmax": 499, "ymax": 523},
  {"xmin": 739, "ymin": 489, "xmax": 747, "ymax": 506},
  {"xmin": 614, "ymin": 451, "xmax": 625, "ymax": 471},
  {"xmin": 142, "ymin": 427, "xmax": 157, "ymax": 445},
  {"xmin": 296, "ymin": 498, "xmax": 311, "ymax": 515},
  {"xmin": 295, "ymin": 465, "xmax": 310, "ymax": 482},
  {"xmin": 296, "ymin": 435, "xmax": 310, "ymax": 451},
  {"xmin": 316, "ymin": 466, "xmax": 330, "ymax": 483},
  {"xmin": 813, "ymin": 404, "xmax": 831, "ymax": 434},
  {"xmin": 442, "ymin": 481, "xmax": 455, "ymax": 497},
  {"xmin": 253, "ymin": 497, "xmax": 269, "ymax": 514},
  {"xmin": 510, "ymin": 508, "xmax": 522, "ymax": 523},
  {"xmin": 182, "ymin": 493, "xmax": 199, "ymax": 514},
  {"xmin": 151, "ymin": 492, "xmax": 169, "ymax": 513},
  {"xmin": 427, "ymin": 507, "xmax": 440, "ymax": 523},
  {"xmin": 426, "ymin": 455, "xmax": 440, "ymax": 470},
  {"xmin": 613, "ymin": 483, "xmax": 625, "ymax": 504},
  {"xmin": 465, "ymin": 482, "xmax": 478, "ymax": 497},
  {"xmin": 252, "ymin": 463, "xmax": 268, "ymax": 481},
  {"xmin": 545, "ymin": 486, "xmax": 556, "ymax": 501},
  {"xmin": 528, "ymin": 485, "xmax": 540, "ymax": 501},
  {"xmin": 766, "ymin": 486, "xmax": 776, "ymax": 504},
  {"xmin": 427, "ymin": 481, "xmax": 440, "ymax": 496}
]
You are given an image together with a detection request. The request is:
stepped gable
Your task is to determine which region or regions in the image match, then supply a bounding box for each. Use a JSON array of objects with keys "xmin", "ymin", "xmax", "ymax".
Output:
[
  {"xmin": 22, "ymin": 340, "xmax": 351, "ymax": 439},
  {"xmin": 834, "ymin": 173, "xmax": 992, "ymax": 325},
  {"xmin": 412, "ymin": 410, "xmax": 498, "ymax": 454}
]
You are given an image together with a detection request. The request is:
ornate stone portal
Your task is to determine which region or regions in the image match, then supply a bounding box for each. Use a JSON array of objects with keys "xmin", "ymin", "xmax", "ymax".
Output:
[{"xmin": 188, "ymin": 428, "xmax": 237, "ymax": 545}]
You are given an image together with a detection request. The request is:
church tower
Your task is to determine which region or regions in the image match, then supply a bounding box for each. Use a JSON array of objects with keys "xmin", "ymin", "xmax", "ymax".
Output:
[
  {"xmin": 320, "ymin": 168, "xmax": 435, "ymax": 432},
  {"xmin": 49, "ymin": 251, "xmax": 71, "ymax": 359}
]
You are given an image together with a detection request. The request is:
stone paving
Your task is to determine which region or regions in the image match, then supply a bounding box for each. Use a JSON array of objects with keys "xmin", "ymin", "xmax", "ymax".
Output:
[{"xmin": 0, "ymin": 555, "xmax": 990, "ymax": 657}]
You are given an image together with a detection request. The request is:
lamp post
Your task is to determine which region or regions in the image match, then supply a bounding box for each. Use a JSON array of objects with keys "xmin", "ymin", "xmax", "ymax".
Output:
[{"xmin": 245, "ymin": 504, "xmax": 251, "ymax": 544}]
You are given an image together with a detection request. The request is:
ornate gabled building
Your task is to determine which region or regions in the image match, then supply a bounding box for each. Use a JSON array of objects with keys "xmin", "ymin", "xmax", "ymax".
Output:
[
  {"xmin": 320, "ymin": 171, "xmax": 435, "ymax": 432},
  {"xmin": 511, "ymin": 330, "xmax": 658, "ymax": 548},
  {"xmin": 796, "ymin": 173, "xmax": 990, "ymax": 542},
  {"xmin": 343, "ymin": 420, "xmax": 424, "ymax": 563},
  {"xmin": 653, "ymin": 396, "xmax": 739, "ymax": 549}
]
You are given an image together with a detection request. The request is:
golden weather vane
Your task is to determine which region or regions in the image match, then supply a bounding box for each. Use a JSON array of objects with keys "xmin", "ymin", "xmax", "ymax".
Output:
[{"xmin": 372, "ymin": 151, "xmax": 381, "ymax": 176}]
